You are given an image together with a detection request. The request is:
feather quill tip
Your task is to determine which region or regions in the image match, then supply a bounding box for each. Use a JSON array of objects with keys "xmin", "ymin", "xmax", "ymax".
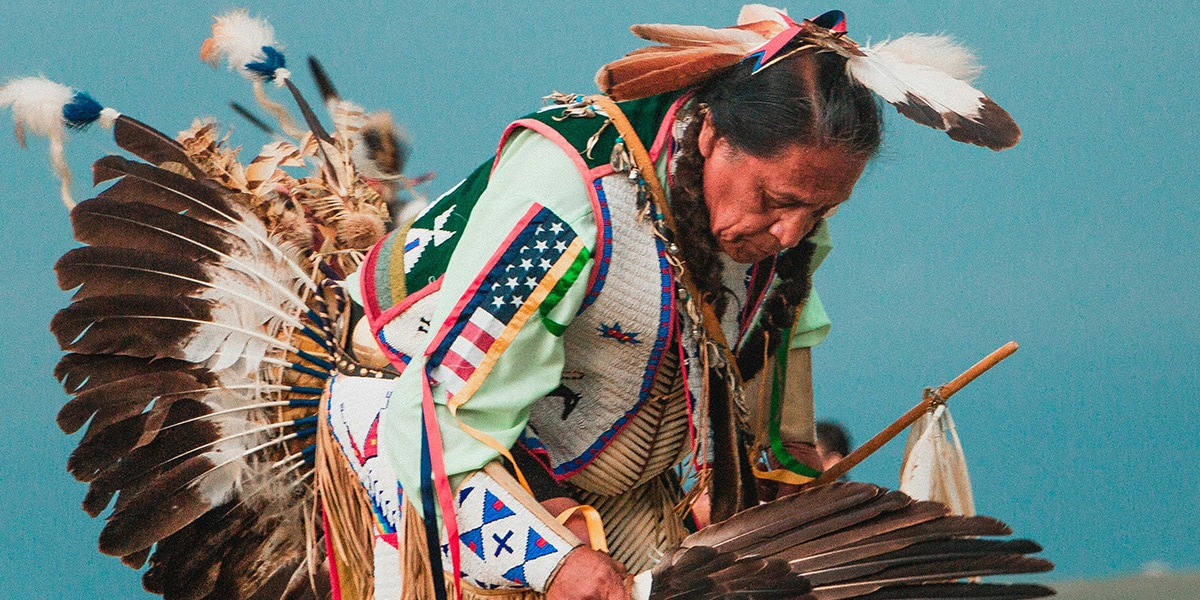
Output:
[{"xmin": 201, "ymin": 9, "xmax": 290, "ymax": 84}]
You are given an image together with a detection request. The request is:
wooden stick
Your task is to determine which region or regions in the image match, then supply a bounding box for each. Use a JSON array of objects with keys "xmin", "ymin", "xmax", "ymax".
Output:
[{"xmin": 801, "ymin": 341, "xmax": 1019, "ymax": 489}]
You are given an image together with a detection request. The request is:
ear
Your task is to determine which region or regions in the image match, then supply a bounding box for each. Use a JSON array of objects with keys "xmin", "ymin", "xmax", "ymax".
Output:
[{"xmin": 698, "ymin": 112, "xmax": 718, "ymax": 159}]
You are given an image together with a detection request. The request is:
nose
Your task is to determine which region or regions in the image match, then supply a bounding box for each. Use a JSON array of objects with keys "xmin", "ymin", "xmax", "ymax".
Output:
[{"xmin": 769, "ymin": 214, "xmax": 810, "ymax": 249}]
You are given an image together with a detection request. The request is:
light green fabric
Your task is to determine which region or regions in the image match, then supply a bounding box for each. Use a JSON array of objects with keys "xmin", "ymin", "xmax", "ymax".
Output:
[
  {"xmin": 790, "ymin": 220, "xmax": 834, "ymax": 350},
  {"xmin": 379, "ymin": 130, "xmax": 597, "ymax": 500},
  {"xmin": 790, "ymin": 290, "xmax": 831, "ymax": 349}
]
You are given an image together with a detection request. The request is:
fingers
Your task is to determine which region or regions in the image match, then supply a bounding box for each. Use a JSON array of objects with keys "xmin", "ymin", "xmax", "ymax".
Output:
[{"xmin": 546, "ymin": 547, "xmax": 630, "ymax": 600}]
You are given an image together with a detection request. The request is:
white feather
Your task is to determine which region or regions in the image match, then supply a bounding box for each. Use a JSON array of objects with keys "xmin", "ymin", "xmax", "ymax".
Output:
[
  {"xmin": 899, "ymin": 405, "xmax": 975, "ymax": 516},
  {"xmin": 201, "ymin": 9, "xmax": 283, "ymax": 80},
  {"xmin": 847, "ymin": 49, "xmax": 988, "ymax": 121},
  {"xmin": 0, "ymin": 76, "xmax": 73, "ymax": 139},
  {"xmin": 869, "ymin": 34, "xmax": 982, "ymax": 83},
  {"xmin": 0, "ymin": 76, "xmax": 77, "ymax": 208},
  {"xmin": 737, "ymin": 4, "xmax": 789, "ymax": 27}
]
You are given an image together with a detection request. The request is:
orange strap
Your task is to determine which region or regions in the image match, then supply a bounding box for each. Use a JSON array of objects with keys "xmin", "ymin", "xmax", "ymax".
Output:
[{"xmin": 555, "ymin": 505, "xmax": 610, "ymax": 553}]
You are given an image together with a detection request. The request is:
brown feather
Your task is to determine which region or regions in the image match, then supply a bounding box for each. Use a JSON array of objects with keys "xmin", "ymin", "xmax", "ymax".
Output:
[
  {"xmin": 98, "ymin": 454, "xmax": 217, "ymax": 556},
  {"xmin": 215, "ymin": 513, "xmax": 309, "ymax": 599},
  {"xmin": 92, "ymin": 155, "xmax": 244, "ymax": 223},
  {"xmin": 744, "ymin": 492, "xmax": 916, "ymax": 560},
  {"xmin": 602, "ymin": 49, "xmax": 744, "ymax": 101},
  {"xmin": 143, "ymin": 503, "xmax": 257, "ymax": 599},
  {"xmin": 231, "ymin": 101, "xmax": 278, "ymax": 135},
  {"xmin": 51, "ymin": 294, "xmax": 215, "ymax": 358},
  {"xmin": 83, "ymin": 400, "xmax": 219, "ymax": 516},
  {"xmin": 121, "ymin": 547, "xmax": 152, "ymax": 569},
  {"xmin": 55, "ymin": 353, "xmax": 197, "ymax": 395},
  {"xmin": 69, "ymin": 198, "xmax": 240, "ymax": 262},
  {"xmin": 767, "ymin": 501, "xmax": 949, "ymax": 564},
  {"xmin": 112, "ymin": 115, "xmax": 208, "ymax": 179},
  {"xmin": 629, "ymin": 23, "xmax": 764, "ymax": 47},
  {"xmin": 686, "ymin": 482, "xmax": 882, "ymax": 552},
  {"xmin": 943, "ymin": 97, "xmax": 1022, "ymax": 151},
  {"xmin": 281, "ymin": 549, "xmax": 331, "ymax": 600},
  {"xmin": 244, "ymin": 556, "xmax": 308, "ymax": 600},
  {"xmin": 600, "ymin": 46, "xmax": 738, "ymax": 84},
  {"xmin": 68, "ymin": 413, "xmax": 144, "ymax": 483},
  {"xmin": 780, "ymin": 513, "xmax": 1024, "ymax": 581},
  {"xmin": 57, "ymin": 369, "xmax": 211, "ymax": 435},
  {"xmin": 866, "ymin": 514, "xmax": 1011, "ymax": 545},
  {"xmin": 282, "ymin": 78, "xmax": 334, "ymax": 144},
  {"xmin": 802, "ymin": 539, "xmax": 1044, "ymax": 586},
  {"xmin": 850, "ymin": 582, "xmax": 1054, "ymax": 599},
  {"xmin": 307, "ymin": 56, "xmax": 338, "ymax": 102},
  {"xmin": 811, "ymin": 555, "xmax": 1053, "ymax": 600},
  {"xmin": 56, "ymin": 246, "xmax": 210, "ymax": 302}
]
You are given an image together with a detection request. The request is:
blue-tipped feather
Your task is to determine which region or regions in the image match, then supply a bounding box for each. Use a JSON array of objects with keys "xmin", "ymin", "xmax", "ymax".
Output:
[
  {"xmin": 292, "ymin": 416, "xmax": 319, "ymax": 429},
  {"xmin": 288, "ymin": 362, "xmax": 329, "ymax": 380},
  {"xmin": 287, "ymin": 390, "xmax": 324, "ymax": 400},
  {"xmin": 297, "ymin": 325, "xmax": 331, "ymax": 349},
  {"xmin": 63, "ymin": 92, "xmax": 104, "ymax": 130},
  {"xmin": 245, "ymin": 46, "xmax": 287, "ymax": 82},
  {"xmin": 293, "ymin": 349, "xmax": 333, "ymax": 371}
]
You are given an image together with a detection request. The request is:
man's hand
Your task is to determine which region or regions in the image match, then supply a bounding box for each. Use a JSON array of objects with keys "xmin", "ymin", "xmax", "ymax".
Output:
[{"xmin": 545, "ymin": 546, "xmax": 630, "ymax": 600}]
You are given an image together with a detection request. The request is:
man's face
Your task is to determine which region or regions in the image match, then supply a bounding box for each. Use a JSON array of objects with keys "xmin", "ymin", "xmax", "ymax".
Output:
[{"xmin": 699, "ymin": 118, "xmax": 867, "ymax": 264}]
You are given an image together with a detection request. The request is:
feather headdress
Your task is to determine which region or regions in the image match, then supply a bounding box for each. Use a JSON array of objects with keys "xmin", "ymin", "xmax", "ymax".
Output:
[{"xmin": 597, "ymin": 3, "xmax": 1021, "ymax": 150}]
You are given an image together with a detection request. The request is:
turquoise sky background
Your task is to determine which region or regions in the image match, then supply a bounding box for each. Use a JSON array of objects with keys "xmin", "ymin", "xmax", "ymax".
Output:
[{"xmin": 1, "ymin": 1, "xmax": 1196, "ymax": 597}]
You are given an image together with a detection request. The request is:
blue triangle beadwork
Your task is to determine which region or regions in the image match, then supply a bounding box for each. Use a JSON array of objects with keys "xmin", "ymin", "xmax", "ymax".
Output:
[
  {"xmin": 482, "ymin": 490, "xmax": 515, "ymax": 524},
  {"xmin": 523, "ymin": 527, "xmax": 557, "ymax": 562},
  {"xmin": 460, "ymin": 527, "xmax": 485, "ymax": 559},
  {"xmin": 502, "ymin": 564, "xmax": 527, "ymax": 586}
]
